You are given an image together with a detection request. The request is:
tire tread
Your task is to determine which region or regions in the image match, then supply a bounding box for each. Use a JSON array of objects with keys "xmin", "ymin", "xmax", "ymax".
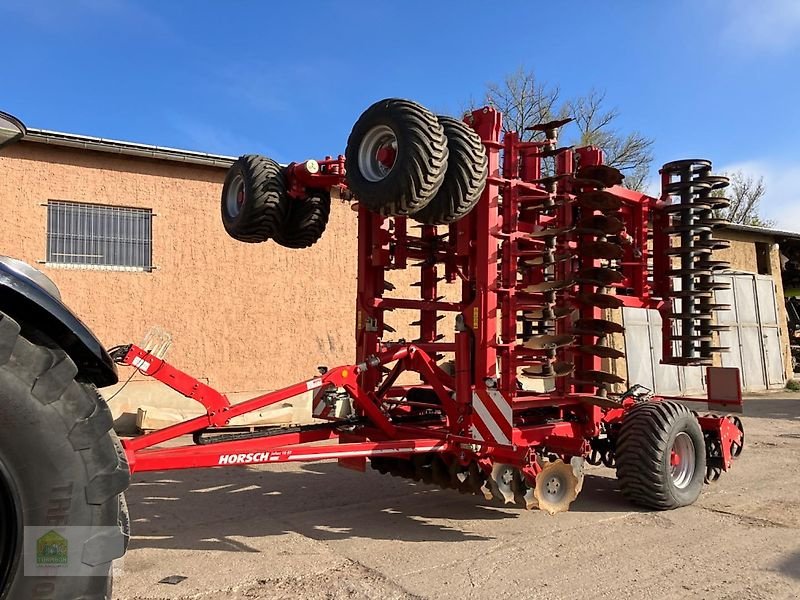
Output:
[
  {"xmin": 616, "ymin": 401, "xmax": 704, "ymax": 510},
  {"xmin": 221, "ymin": 155, "xmax": 289, "ymax": 243},
  {"xmin": 345, "ymin": 98, "xmax": 448, "ymax": 216},
  {"xmin": 0, "ymin": 312, "xmax": 129, "ymax": 599},
  {"xmin": 412, "ymin": 116, "xmax": 488, "ymax": 224}
]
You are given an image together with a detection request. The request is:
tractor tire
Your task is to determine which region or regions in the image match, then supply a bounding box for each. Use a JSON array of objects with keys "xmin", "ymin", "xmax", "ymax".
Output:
[
  {"xmin": 616, "ymin": 401, "xmax": 706, "ymax": 510},
  {"xmin": 0, "ymin": 312, "xmax": 129, "ymax": 600},
  {"xmin": 411, "ymin": 116, "xmax": 488, "ymax": 225},
  {"xmin": 273, "ymin": 190, "xmax": 331, "ymax": 249},
  {"xmin": 345, "ymin": 98, "xmax": 448, "ymax": 216},
  {"xmin": 221, "ymin": 155, "xmax": 289, "ymax": 243}
]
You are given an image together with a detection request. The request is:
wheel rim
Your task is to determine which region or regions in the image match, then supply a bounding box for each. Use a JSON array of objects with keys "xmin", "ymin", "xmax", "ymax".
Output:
[
  {"xmin": 0, "ymin": 459, "xmax": 20, "ymax": 595},
  {"xmin": 670, "ymin": 432, "xmax": 696, "ymax": 489},
  {"xmin": 541, "ymin": 474, "xmax": 567, "ymax": 503},
  {"xmin": 225, "ymin": 173, "xmax": 245, "ymax": 219},
  {"xmin": 357, "ymin": 125, "xmax": 397, "ymax": 182}
]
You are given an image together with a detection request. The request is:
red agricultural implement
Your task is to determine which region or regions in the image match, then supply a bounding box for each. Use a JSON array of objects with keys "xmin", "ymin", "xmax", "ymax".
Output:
[{"xmin": 113, "ymin": 99, "xmax": 744, "ymax": 514}]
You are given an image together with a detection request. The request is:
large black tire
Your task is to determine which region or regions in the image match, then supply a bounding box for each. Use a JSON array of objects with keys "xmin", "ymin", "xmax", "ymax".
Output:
[
  {"xmin": 411, "ymin": 116, "xmax": 488, "ymax": 225},
  {"xmin": 345, "ymin": 98, "xmax": 448, "ymax": 216},
  {"xmin": 221, "ymin": 155, "xmax": 289, "ymax": 243},
  {"xmin": 273, "ymin": 190, "xmax": 331, "ymax": 249},
  {"xmin": 0, "ymin": 313, "xmax": 129, "ymax": 599},
  {"xmin": 616, "ymin": 401, "xmax": 706, "ymax": 510}
]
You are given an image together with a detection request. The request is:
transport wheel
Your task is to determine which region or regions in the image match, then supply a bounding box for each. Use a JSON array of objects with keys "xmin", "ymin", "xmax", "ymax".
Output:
[
  {"xmin": 616, "ymin": 401, "xmax": 706, "ymax": 510},
  {"xmin": 221, "ymin": 155, "xmax": 289, "ymax": 243},
  {"xmin": 0, "ymin": 312, "xmax": 129, "ymax": 599},
  {"xmin": 273, "ymin": 190, "xmax": 331, "ymax": 249},
  {"xmin": 345, "ymin": 98, "xmax": 448, "ymax": 216},
  {"xmin": 411, "ymin": 116, "xmax": 488, "ymax": 224}
]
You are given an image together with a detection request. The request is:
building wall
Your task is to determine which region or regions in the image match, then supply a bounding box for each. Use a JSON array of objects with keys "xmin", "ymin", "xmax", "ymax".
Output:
[
  {"xmin": 715, "ymin": 230, "xmax": 792, "ymax": 382},
  {"xmin": 0, "ymin": 142, "xmax": 360, "ymax": 400}
]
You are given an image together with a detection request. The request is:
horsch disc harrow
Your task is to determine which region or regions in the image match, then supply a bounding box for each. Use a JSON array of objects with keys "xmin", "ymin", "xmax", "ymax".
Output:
[{"xmin": 115, "ymin": 98, "xmax": 745, "ymax": 517}]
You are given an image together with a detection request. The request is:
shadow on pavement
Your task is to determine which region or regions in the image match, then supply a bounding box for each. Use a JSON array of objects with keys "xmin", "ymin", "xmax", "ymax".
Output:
[
  {"xmin": 125, "ymin": 462, "xmax": 636, "ymax": 552},
  {"xmin": 743, "ymin": 397, "xmax": 800, "ymax": 421},
  {"xmin": 778, "ymin": 548, "xmax": 800, "ymax": 580}
]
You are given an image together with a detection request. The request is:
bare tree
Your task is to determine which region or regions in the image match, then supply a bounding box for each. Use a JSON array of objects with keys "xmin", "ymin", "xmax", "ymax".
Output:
[
  {"xmin": 484, "ymin": 67, "xmax": 564, "ymax": 142},
  {"xmin": 565, "ymin": 90, "xmax": 653, "ymax": 191},
  {"xmin": 713, "ymin": 170, "xmax": 774, "ymax": 226},
  {"xmin": 481, "ymin": 69, "xmax": 654, "ymax": 191}
]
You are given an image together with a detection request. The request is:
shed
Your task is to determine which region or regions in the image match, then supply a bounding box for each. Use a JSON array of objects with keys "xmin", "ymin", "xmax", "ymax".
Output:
[{"xmin": 621, "ymin": 223, "xmax": 800, "ymax": 395}]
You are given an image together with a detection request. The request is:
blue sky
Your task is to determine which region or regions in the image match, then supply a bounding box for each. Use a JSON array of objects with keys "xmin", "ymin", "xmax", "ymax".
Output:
[{"xmin": 2, "ymin": 0, "xmax": 798, "ymax": 228}]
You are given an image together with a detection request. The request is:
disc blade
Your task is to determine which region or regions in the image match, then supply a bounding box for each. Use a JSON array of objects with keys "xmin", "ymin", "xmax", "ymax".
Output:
[
  {"xmin": 576, "ymin": 190, "xmax": 622, "ymax": 211},
  {"xmin": 527, "ymin": 225, "xmax": 574, "ymax": 239},
  {"xmin": 521, "ymin": 360, "xmax": 575, "ymax": 378},
  {"xmin": 576, "ymin": 344, "xmax": 625, "ymax": 359},
  {"xmin": 523, "ymin": 279, "xmax": 573, "ymax": 293},
  {"xmin": 576, "ymin": 266, "xmax": 624, "ymax": 286},
  {"xmin": 575, "ymin": 292, "xmax": 624, "ymax": 309},
  {"xmin": 489, "ymin": 463, "xmax": 517, "ymax": 504},
  {"xmin": 583, "ymin": 240, "xmax": 624, "ymax": 260},
  {"xmin": 573, "ymin": 318, "xmax": 625, "ymax": 334},
  {"xmin": 575, "ymin": 165, "xmax": 624, "ymax": 188},
  {"xmin": 520, "ymin": 252, "xmax": 573, "ymax": 266},
  {"xmin": 523, "ymin": 334, "xmax": 575, "ymax": 349},
  {"xmin": 522, "ymin": 306, "xmax": 573, "ymax": 320},
  {"xmin": 527, "ymin": 117, "xmax": 574, "ymax": 132},
  {"xmin": 533, "ymin": 460, "xmax": 580, "ymax": 515},
  {"xmin": 577, "ymin": 214, "xmax": 624, "ymax": 235}
]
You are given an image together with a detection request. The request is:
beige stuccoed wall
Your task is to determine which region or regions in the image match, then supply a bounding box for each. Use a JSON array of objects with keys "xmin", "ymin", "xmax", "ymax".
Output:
[{"xmin": 0, "ymin": 141, "xmax": 360, "ymax": 425}]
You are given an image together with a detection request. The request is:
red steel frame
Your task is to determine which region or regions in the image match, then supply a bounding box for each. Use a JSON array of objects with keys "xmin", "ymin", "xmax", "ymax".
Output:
[{"xmin": 119, "ymin": 106, "xmax": 742, "ymax": 486}]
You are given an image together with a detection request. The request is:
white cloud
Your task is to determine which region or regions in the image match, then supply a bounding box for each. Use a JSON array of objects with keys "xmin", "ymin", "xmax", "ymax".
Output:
[
  {"xmin": 720, "ymin": 0, "xmax": 800, "ymax": 53},
  {"xmin": 717, "ymin": 160, "xmax": 800, "ymax": 232}
]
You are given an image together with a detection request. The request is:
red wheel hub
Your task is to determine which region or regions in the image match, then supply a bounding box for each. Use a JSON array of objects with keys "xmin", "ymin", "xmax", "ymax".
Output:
[{"xmin": 375, "ymin": 145, "xmax": 396, "ymax": 170}]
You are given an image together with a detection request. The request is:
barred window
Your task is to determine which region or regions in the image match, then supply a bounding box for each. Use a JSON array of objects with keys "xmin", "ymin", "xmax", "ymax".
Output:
[{"xmin": 46, "ymin": 200, "xmax": 153, "ymax": 271}]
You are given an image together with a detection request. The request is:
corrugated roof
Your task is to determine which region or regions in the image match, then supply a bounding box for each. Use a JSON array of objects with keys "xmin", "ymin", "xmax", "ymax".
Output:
[{"xmin": 23, "ymin": 128, "xmax": 236, "ymax": 168}]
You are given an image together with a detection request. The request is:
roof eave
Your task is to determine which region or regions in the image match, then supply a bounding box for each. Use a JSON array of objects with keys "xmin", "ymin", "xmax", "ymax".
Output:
[{"xmin": 22, "ymin": 128, "xmax": 236, "ymax": 168}]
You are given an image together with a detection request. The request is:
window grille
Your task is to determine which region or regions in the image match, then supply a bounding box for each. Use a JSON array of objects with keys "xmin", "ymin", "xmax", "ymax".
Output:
[{"xmin": 46, "ymin": 200, "xmax": 153, "ymax": 271}]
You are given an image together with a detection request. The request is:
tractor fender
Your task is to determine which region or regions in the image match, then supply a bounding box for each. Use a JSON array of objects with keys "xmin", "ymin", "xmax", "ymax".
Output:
[{"xmin": 0, "ymin": 257, "xmax": 117, "ymax": 387}]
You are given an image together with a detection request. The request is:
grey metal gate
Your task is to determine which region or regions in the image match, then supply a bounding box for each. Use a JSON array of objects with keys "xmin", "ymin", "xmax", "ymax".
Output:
[
  {"xmin": 716, "ymin": 273, "xmax": 784, "ymax": 391},
  {"xmin": 622, "ymin": 307, "xmax": 705, "ymax": 396}
]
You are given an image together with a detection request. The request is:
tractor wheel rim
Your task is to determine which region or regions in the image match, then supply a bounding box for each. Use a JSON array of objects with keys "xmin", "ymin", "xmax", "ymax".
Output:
[
  {"xmin": 0, "ymin": 458, "xmax": 21, "ymax": 595},
  {"xmin": 670, "ymin": 432, "xmax": 696, "ymax": 489},
  {"xmin": 358, "ymin": 125, "xmax": 397, "ymax": 182},
  {"xmin": 225, "ymin": 174, "xmax": 245, "ymax": 219}
]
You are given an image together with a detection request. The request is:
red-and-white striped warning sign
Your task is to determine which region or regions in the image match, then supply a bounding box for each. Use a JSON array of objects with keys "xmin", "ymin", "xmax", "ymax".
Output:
[{"xmin": 469, "ymin": 388, "xmax": 513, "ymax": 445}]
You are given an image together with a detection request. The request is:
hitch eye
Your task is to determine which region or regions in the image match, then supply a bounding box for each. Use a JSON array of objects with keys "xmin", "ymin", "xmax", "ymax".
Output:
[{"xmin": 0, "ymin": 111, "xmax": 26, "ymax": 150}]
